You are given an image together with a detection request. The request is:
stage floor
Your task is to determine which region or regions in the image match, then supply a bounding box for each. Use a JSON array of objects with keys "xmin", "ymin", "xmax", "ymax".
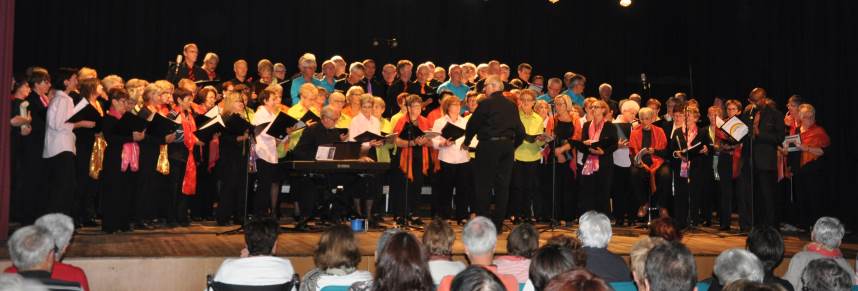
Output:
[{"xmin": 2, "ymin": 218, "xmax": 856, "ymax": 259}]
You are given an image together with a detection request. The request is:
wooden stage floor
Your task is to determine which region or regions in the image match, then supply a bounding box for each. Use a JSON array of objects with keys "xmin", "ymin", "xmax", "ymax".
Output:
[{"xmin": 2, "ymin": 218, "xmax": 856, "ymax": 259}]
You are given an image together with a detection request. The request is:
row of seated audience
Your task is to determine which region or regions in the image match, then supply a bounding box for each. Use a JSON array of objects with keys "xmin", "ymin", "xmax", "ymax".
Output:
[{"xmin": 2, "ymin": 212, "xmax": 856, "ymax": 291}]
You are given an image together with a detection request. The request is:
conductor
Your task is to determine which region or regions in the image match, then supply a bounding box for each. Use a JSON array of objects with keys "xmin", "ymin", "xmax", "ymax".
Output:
[{"xmin": 462, "ymin": 75, "xmax": 525, "ymax": 233}]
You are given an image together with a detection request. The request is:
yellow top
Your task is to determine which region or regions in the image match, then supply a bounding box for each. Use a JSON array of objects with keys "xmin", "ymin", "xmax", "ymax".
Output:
[
  {"xmin": 286, "ymin": 102, "xmax": 320, "ymax": 151},
  {"xmin": 335, "ymin": 113, "xmax": 352, "ymax": 129},
  {"xmin": 514, "ymin": 111, "xmax": 545, "ymax": 162}
]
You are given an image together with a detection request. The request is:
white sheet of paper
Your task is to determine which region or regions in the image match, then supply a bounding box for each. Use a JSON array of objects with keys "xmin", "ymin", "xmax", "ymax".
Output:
[{"xmin": 315, "ymin": 146, "xmax": 335, "ymax": 161}]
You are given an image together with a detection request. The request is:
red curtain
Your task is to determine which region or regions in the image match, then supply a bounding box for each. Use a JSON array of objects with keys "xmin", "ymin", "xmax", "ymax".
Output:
[{"xmin": 0, "ymin": 0, "xmax": 16, "ymax": 241}]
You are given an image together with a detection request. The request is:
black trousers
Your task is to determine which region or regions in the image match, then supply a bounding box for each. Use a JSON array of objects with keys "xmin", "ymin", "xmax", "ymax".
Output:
[
  {"xmin": 540, "ymin": 160, "xmax": 577, "ymax": 221},
  {"xmin": 46, "ymin": 152, "xmax": 77, "ymax": 217},
  {"xmin": 716, "ymin": 153, "xmax": 737, "ymax": 228},
  {"xmin": 216, "ymin": 156, "xmax": 247, "ymax": 224},
  {"xmin": 254, "ymin": 159, "xmax": 282, "ymax": 217},
  {"xmin": 578, "ymin": 164, "xmax": 613, "ymax": 215},
  {"xmin": 630, "ymin": 164, "xmax": 672, "ymax": 213},
  {"xmin": 611, "ymin": 165, "xmax": 634, "ymax": 222},
  {"xmin": 753, "ymin": 169, "xmax": 778, "ymax": 227},
  {"xmin": 135, "ymin": 144, "xmax": 168, "ymax": 221},
  {"xmin": 102, "ymin": 169, "xmax": 134, "ymax": 232},
  {"xmin": 510, "ymin": 160, "xmax": 540, "ymax": 219},
  {"xmin": 794, "ymin": 160, "xmax": 822, "ymax": 228},
  {"xmin": 473, "ymin": 140, "xmax": 515, "ymax": 227},
  {"xmin": 191, "ymin": 162, "xmax": 216, "ymax": 219},
  {"xmin": 432, "ymin": 161, "xmax": 473, "ymax": 219},
  {"xmin": 166, "ymin": 159, "xmax": 190, "ymax": 224},
  {"xmin": 74, "ymin": 138, "xmax": 98, "ymax": 222}
]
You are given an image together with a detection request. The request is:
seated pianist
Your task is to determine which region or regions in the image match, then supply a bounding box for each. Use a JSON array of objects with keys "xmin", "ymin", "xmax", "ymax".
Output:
[{"xmin": 291, "ymin": 106, "xmax": 370, "ymax": 230}]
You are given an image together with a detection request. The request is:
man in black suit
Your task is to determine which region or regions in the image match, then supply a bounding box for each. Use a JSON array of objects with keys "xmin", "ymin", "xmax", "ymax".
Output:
[
  {"xmin": 165, "ymin": 43, "xmax": 208, "ymax": 84},
  {"xmin": 737, "ymin": 87, "xmax": 785, "ymax": 230}
]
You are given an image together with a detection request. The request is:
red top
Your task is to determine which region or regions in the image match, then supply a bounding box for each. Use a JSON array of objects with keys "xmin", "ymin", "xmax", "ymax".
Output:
[
  {"xmin": 5, "ymin": 262, "xmax": 90, "ymax": 291},
  {"xmin": 438, "ymin": 265, "xmax": 519, "ymax": 291}
]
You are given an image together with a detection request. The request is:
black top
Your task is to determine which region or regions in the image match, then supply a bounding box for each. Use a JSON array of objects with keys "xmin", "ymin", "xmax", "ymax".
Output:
[
  {"xmin": 740, "ymin": 104, "xmax": 785, "ymax": 171},
  {"xmin": 574, "ymin": 121, "xmax": 619, "ymax": 166},
  {"xmin": 10, "ymin": 99, "xmax": 25, "ymax": 158},
  {"xmin": 19, "ymin": 270, "xmax": 83, "ymax": 291},
  {"xmin": 582, "ymin": 247, "xmax": 633, "ymax": 283},
  {"xmin": 670, "ymin": 126, "xmax": 712, "ymax": 165},
  {"xmin": 228, "ymin": 76, "xmax": 253, "ymax": 88},
  {"xmin": 406, "ymin": 81, "xmax": 439, "ymax": 115},
  {"xmin": 292, "ymin": 123, "xmax": 344, "ymax": 161},
  {"xmin": 166, "ymin": 62, "xmax": 208, "ymax": 84},
  {"xmin": 334, "ymin": 78, "xmax": 367, "ymax": 93},
  {"xmin": 464, "ymin": 91, "xmax": 525, "ymax": 147}
]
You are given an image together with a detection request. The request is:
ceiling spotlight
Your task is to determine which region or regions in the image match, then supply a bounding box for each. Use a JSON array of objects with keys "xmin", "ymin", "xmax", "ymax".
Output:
[
  {"xmin": 548, "ymin": 0, "xmax": 559, "ymax": 4},
  {"xmin": 619, "ymin": 0, "xmax": 631, "ymax": 7}
]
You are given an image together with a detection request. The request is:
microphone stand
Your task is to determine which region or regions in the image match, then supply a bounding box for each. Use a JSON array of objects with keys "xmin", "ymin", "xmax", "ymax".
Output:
[
  {"xmin": 396, "ymin": 113, "xmax": 423, "ymax": 231},
  {"xmin": 539, "ymin": 102, "xmax": 569, "ymax": 233},
  {"xmin": 680, "ymin": 109, "xmax": 723, "ymax": 237},
  {"xmin": 219, "ymin": 106, "xmax": 260, "ymax": 235}
]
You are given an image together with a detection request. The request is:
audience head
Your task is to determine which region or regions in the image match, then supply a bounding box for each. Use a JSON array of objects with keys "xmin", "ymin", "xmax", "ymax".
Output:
[
  {"xmin": 450, "ymin": 266, "xmax": 506, "ymax": 291},
  {"xmin": 544, "ymin": 269, "xmax": 612, "ymax": 291},
  {"xmin": 462, "ymin": 216, "xmax": 497, "ymax": 259},
  {"xmin": 423, "ymin": 218, "xmax": 456, "ymax": 257},
  {"xmin": 800, "ymin": 258, "xmax": 853, "ymax": 291},
  {"xmin": 372, "ymin": 232, "xmax": 434, "ymax": 291},
  {"xmin": 644, "ymin": 241, "xmax": 697, "ymax": 291},
  {"xmin": 313, "ymin": 224, "xmax": 361, "ymax": 270},
  {"xmin": 722, "ymin": 280, "xmax": 786, "ymax": 291},
  {"xmin": 714, "ymin": 248, "xmax": 764, "ymax": 285},
  {"xmin": 243, "ymin": 218, "xmax": 280, "ymax": 256},
  {"xmin": 578, "ymin": 211, "xmax": 612, "ymax": 249},
  {"xmin": 630, "ymin": 236, "xmax": 667, "ymax": 287},
  {"xmin": 529, "ymin": 244, "xmax": 584, "ymax": 290},
  {"xmin": 507, "ymin": 223, "xmax": 539, "ymax": 258},
  {"xmin": 649, "ymin": 217, "xmax": 682, "ymax": 242},
  {"xmin": 812, "ymin": 216, "xmax": 845, "ymax": 249},
  {"xmin": 546, "ymin": 235, "xmax": 583, "ymax": 251},
  {"xmin": 746, "ymin": 227, "xmax": 784, "ymax": 274},
  {"xmin": 375, "ymin": 229, "xmax": 402, "ymax": 261},
  {"xmin": 8, "ymin": 225, "xmax": 55, "ymax": 272},
  {"xmin": 33, "ymin": 213, "xmax": 75, "ymax": 259}
]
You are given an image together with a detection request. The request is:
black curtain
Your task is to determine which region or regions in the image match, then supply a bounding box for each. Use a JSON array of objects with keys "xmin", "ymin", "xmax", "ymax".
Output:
[{"xmin": 13, "ymin": 0, "xmax": 858, "ymax": 227}]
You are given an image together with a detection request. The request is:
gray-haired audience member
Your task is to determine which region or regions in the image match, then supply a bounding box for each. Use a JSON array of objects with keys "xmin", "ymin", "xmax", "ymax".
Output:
[
  {"xmin": 644, "ymin": 241, "xmax": 697, "ymax": 291},
  {"xmin": 800, "ymin": 258, "xmax": 853, "ymax": 291},
  {"xmin": 746, "ymin": 227, "xmax": 794, "ymax": 291},
  {"xmin": 577, "ymin": 211, "xmax": 632, "ymax": 282},
  {"xmin": 784, "ymin": 217, "xmax": 856, "ymax": 291},
  {"xmin": 437, "ymin": 217, "xmax": 518, "ymax": 291},
  {"xmin": 713, "ymin": 249, "xmax": 764, "ymax": 289},
  {"xmin": 7, "ymin": 226, "xmax": 83, "ymax": 291},
  {"xmin": 34, "ymin": 213, "xmax": 75, "ymax": 260}
]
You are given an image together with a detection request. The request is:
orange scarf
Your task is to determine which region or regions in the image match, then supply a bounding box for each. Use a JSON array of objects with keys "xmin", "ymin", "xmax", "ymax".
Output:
[
  {"xmin": 181, "ymin": 111, "xmax": 198, "ymax": 195},
  {"xmin": 394, "ymin": 114, "xmax": 431, "ymax": 180},
  {"xmin": 629, "ymin": 125, "xmax": 667, "ymax": 193},
  {"xmin": 799, "ymin": 124, "xmax": 830, "ymax": 167}
]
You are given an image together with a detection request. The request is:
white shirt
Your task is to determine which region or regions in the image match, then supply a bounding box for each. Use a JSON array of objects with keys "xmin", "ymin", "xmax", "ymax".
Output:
[
  {"xmin": 314, "ymin": 270, "xmax": 372, "ymax": 291},
  {"xmin": 612, "ymin": 119, "xmax": 632, "ymax": 167},
  {"xmin": 211, "ymin": 256, "xmax": 296, "ymax": 289},
  {"xmin": 431, "ymin": 115, "xmax": 470, "ymax": 164},
  {"xmin": 348, "ymin": 113, "xmax": 381, "ymax": 149},
  {"xmin": 428, "ymin": 260, "xmax": 467, "ymax": 285},
  {"xmin": 43, "ymin": 90, "xmax": 76, "ymax": 158},
  {"xmin": 254, "ymin": 106, "xmax": 280, "ymax": 164}
]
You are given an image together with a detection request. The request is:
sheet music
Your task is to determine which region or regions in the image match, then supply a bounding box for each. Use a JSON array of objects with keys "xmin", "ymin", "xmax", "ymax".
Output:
[
  {"xmin": 315, "ymin": 146, "xmax": 335, "ymax": 161},
  {"xmin": 720, "ymin": 116, "xmax": 748, "ymax": 141}
]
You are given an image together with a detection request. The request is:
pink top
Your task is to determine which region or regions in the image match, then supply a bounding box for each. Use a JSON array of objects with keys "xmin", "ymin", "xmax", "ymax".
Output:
[{"xmin": 493, "ymin": 255, "xmax": 532, "ymax": 283}]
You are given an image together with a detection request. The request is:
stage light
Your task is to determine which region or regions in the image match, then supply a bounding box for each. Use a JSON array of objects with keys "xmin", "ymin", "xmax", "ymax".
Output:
[
  {"xmin": 619, "ymin": 0, "xmax": 632, "ymax": 7},
  {"xmin": 548, "ymin": 0, "xmax": 559, "ymax": 4}
]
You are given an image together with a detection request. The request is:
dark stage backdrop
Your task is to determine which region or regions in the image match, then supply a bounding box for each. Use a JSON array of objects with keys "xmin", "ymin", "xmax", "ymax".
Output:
[{"xmin": 12, "ymin": 0, "xmax": 858, "ymax": 227}]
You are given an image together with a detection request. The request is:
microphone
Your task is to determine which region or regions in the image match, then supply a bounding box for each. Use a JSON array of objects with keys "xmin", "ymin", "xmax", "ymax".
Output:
[
  {"xmin": 640, "ymin": 73, "xmax": 648, "ymax": 90},
  {"xmin": 174, "ymin": 54, "xmax": 183, "ymax": 75}
]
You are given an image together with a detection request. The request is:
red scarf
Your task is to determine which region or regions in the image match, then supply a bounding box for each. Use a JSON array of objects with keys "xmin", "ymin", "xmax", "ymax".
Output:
[
  {"xmin": 804, "ymin": 242, "xmax": 843, "ymax": 258},
  {"xmin": 799, "ymin": 124, "xmax": 830, "ymax": 167},
  {"xmin": 581, "ymin": 120, "xmax": 605, "ymax": 176},
  {"xmin": 394, "ymin": 114, "xmax": 431, "ymax": 181},
  {"xmin": 714, "ymin": 126, "xmax": 743, "ymax": 179},
  {"xmin": 629, "ymin": 125, "xmax": 667, "ymax": 193},
  {"xmin": 181, "ymin": 111, "xmax": 198, "ymax": 195}
]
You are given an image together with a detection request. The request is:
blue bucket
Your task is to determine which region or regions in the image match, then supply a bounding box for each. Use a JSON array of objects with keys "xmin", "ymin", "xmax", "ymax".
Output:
[{"xmin": 351, "ymin": 219, "xmax": 366, "ymax": 232}]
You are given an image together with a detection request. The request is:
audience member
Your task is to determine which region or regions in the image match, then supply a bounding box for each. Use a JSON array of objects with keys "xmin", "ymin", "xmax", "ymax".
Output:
[
  {"xmin": 577, "ymin": 211, "xmax": 631, "ymax": 282},
  {"xmin": 423, "ymin": 219, "xmax": 467, "ymax": 284},
  {"xmin": 494, "ymin": 223, "xmax": 539, "ymax": 283}
]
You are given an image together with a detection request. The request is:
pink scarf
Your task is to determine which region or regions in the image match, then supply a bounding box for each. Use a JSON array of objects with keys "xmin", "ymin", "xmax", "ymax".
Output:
[
  {"xmin": 109, "ymin": 108, "xmax": 140, "ymax": 172},
  {"xmin": 680, "ymin": 127, "xmax": 697, "ymax": 178},
  {"xmin": 581, "ymin": 120, "xmax": 604, "ymax": 176}
]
